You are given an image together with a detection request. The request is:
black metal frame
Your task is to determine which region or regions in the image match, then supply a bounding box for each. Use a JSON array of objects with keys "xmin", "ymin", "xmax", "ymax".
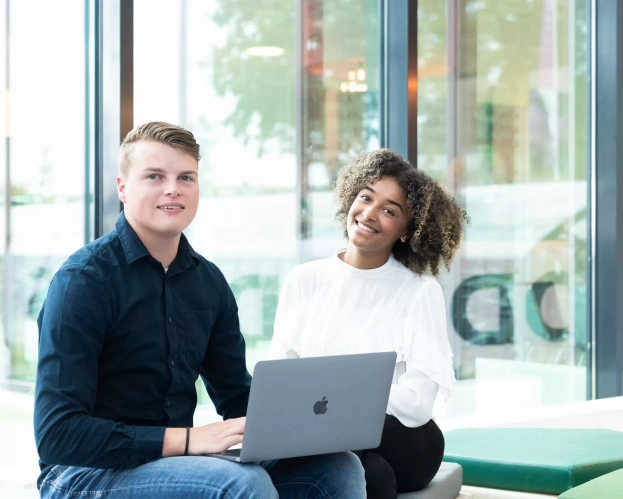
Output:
[
  {"xmin": 586, "ymin": 0, "xmax": 594, "ymax": 400},
  {"xmin": 94, "ymin": 0, "xmax": 133, "ymax": 239},
  {"xmin": 593, "ymin": 0, "xmax": 623, "ymax": 398},
  {"xmin": 93, "ymin": 0, "xmax": 103, "ymax": 238},
  {"xmin": 381, "ymin": 0, "xmax": 418, "ymax": 165}
]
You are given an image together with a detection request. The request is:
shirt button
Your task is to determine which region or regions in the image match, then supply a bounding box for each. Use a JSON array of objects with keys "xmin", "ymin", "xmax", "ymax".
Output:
[
  {"xmin": 166, "ymin": 400, "xmax": 171, "ymax": 408},
  {"xmin": 171, "ymin": 360, "xmax": 175, "ymax": 367},
  {"xmin": 168, "ymin": 317, "xmax": 172, "ymax": 323}
]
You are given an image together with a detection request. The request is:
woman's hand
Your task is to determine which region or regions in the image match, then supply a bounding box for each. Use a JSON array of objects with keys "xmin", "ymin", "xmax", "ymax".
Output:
[{"xmin": 163, "ymin": 417, "xmax": 246, "ymax": 457}]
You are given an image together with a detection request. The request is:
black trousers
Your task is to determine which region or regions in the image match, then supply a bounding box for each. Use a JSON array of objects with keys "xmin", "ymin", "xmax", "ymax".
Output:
[{"xmin": 354, "ymin": 415, "xmax": 445, "ymax": 499}]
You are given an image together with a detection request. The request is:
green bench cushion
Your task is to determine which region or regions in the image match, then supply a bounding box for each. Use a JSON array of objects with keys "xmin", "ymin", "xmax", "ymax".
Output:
[
  {"xmin": 558, "ymin": 468, "xmax": 623, "ymax": 499},
  {"xmin": 443, "ymin": 428, "xmax": 623, "ymax": 495}
]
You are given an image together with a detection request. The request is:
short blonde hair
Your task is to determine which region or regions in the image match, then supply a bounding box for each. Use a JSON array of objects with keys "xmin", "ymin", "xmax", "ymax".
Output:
[{"xmin": 118, "ymin": 121, "xmax": 201, "ymax": 178}]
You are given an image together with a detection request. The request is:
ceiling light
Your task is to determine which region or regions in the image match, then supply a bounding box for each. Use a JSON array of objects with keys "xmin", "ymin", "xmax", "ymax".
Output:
[{"xmin": 243, "ymin": 46, "xmax": 285, "ymax": 57}]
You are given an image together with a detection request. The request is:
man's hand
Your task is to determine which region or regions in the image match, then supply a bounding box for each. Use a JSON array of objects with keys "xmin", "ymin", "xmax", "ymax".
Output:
[
  {"xmin": 162, "ymin": 417, "xmax": 246, "ymax": 457},
  {"xmin": 188, "ymin": 418, "xmax": 246, "ymax": 455}
]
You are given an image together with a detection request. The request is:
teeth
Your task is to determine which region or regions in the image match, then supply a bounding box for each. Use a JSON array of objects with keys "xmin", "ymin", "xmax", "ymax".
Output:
[
  {"xmin": 357, "ymin": 222, "xmax": 377, "ymax": 233},
  {"xmin": 160, "ymin": 206, "xmax": 182, "ymax": 210}
]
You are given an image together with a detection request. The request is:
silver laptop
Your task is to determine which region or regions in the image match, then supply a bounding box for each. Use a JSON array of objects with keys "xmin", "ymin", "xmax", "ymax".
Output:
[{"xmin": 208, "ymin": 352, "xmax": 397, "ymax": 463}]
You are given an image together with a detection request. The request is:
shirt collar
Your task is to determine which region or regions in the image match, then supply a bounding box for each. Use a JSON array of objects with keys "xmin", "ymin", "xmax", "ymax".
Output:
[
  {"xmin": 115, "ymin": 211, "xmax": 201, "ymax": 267},
  {"xmin": 175, "ymin": 232, "xmax": 201, "ymax": 269}
]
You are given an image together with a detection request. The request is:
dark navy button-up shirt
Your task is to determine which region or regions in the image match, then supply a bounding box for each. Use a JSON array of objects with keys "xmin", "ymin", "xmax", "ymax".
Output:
[{"xmin": 34, "ymin": 212, "xmax": 251, "ymax": 478}]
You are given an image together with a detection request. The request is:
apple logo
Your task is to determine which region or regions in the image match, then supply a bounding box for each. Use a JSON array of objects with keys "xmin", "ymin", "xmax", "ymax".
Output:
[{"xmin": 313, "ymin": 396, "xmax": 328, "ymax": 415}]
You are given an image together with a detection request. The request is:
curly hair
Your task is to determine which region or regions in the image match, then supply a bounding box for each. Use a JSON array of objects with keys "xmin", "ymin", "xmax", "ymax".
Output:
[{"xmin": 334, "ymin": 149, "xmax": 469, "ymax": 276}]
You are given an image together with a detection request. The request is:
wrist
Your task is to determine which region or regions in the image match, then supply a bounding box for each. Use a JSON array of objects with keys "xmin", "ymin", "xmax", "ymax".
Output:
[
  {"xmin": 184, "ymin": 427, "xmax": 190, "ymax": 456},
  {"xmin": 187, "ymin": 427, "xmax": 197, "ymax": 456},
  {"xmin": 162, "ymin": 427, "xmax": 187, "ymax": 457}
]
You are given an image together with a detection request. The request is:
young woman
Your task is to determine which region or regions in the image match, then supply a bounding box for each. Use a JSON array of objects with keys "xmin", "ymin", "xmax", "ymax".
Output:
[{"xmin": 269, "ymin": 149, "xmax": 468, "ymax": 498}]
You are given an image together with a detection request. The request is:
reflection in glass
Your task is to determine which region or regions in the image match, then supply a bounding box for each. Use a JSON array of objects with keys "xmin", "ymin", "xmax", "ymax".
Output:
[
  {"xmin": 300, "ymin": 0, "xmax": 380, "ymax": 259},
  {"xmin": 0, "ymin": 0, "xmax": 89, "ymax": 486},
  {"xmin": 1, "ymin": 0, "xmax": 87, "ymax": 384},
  {"xmin": 134, "ymin": 0, "xmax": 380, "ymax": 408},
  {"xmin": 418, "ymin": 0, "xmax": 589, "ymax": 418}
]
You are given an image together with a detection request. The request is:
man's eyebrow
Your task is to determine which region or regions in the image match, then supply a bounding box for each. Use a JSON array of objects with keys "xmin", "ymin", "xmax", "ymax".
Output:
[
  {"xmin": 142, "ymin": 167, "xmax": 197, "ymax": 175},
  {"xmin": 363, "ymin": 186, "xmax": 404, "ymax": 213}
]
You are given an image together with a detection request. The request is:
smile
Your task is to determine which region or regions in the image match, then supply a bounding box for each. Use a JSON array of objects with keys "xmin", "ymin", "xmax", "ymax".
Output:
[
  {"xmin": 357, "ymin": 221, "xmax": 378, "ymax": 233},
  {"xmin": 158, "ymin": 205, "xmax": 184, "ymax": 211}
]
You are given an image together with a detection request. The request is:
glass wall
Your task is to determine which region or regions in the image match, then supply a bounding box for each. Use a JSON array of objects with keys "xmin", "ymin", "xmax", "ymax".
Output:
[
  {"xmin": 0, "ymin": 0, "xmax": 604, "ymax": 491},
  {"xmin": 0, "ymin": 0, "xmax": 89, "ymax": 487},
  {"xmin": 0, "ymin": 0, "xmax": 88, "ymax": 385},
  {"xmin": 298, "ymin": 0, "xmax": 381, "ymax": 260},
  {"xmin": 0, "ymin": 0, "xmax": 591, "ymax": 446},
  {"xmin": 134, "ymin": 0, "xmax": 380, "ymax": 404},
  {"xmin": 418, "ymin": 0, "xmax": 589, "ymax": 418}
]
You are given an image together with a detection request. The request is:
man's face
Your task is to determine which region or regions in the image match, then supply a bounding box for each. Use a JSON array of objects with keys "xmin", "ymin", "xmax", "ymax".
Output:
[{"xmin": 117, "ymin": 141, "xmax": 199, "ymax": 240}]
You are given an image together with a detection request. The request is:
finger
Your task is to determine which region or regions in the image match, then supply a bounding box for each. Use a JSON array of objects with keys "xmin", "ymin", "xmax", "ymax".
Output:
[
  {"xmin": 227, "ymin": 416, "xmax": 246, "ymax": 427},
  {"xmin": 223, "ymin": 417, "xmax": 246, "ymax": 434},
  {"xmin": 212, "ymin": 420, "xmax": 244, "ymax": 441},
  {"xmin": 218, "ymin": 434, "xmax": 244, "ymax": 453}
]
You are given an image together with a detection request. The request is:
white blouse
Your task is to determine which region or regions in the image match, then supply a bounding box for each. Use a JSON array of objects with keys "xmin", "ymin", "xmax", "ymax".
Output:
[{"xmin": 268, "ymin": 250, "xmax": 456, "ymax": 428}]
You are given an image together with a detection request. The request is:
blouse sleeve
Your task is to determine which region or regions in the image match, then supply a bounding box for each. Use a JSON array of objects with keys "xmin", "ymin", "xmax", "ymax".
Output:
[
  {"xmin": 386, "ymin": 367, "xmax": 439, "ymax": 427},
  {"xmin": 268, "ymin": 267, "xmax": 303, "ymax": 359},
  {"xmin": 395, "ymin": 277, "xmax": 456, "ymax": 401}
]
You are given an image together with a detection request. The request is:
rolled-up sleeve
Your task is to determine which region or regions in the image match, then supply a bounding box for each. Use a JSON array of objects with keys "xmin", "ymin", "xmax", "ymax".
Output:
[{"xmin": 35, "ymin": 264, "xmax": 165, "ymax": 469}]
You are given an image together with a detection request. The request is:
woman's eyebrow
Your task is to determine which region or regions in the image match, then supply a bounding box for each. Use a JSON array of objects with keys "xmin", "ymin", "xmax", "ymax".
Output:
[{"xmin": 364, "ymin": 186, "xmax": 404, "ymax": 213}]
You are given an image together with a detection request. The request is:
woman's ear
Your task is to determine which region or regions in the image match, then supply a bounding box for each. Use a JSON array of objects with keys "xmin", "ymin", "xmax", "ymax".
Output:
[{"xmin": 400, "ymin": 234, "xmax": 410, "ymax": 243}]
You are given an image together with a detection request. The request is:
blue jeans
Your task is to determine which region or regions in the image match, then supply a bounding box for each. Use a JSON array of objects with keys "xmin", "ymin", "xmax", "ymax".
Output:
[{"xmin": 38, "ymin": 452, "xmax": 365, "ymax": 498}]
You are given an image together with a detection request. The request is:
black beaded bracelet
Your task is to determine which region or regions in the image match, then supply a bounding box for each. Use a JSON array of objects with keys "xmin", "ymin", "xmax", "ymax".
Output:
[{"xmin": 184, "ymin": 427, "xmax": 190, "ymax": 456}]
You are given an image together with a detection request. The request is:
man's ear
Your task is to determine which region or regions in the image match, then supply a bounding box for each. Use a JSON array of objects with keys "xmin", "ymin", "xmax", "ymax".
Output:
[{"xmin": 117, "ymin": 176, "xmax": 127, "ymax": 204}]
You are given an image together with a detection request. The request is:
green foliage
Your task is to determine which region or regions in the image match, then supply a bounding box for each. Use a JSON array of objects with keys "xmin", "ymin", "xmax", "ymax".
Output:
[
  {"xmin": 212, "ymin": 0, "xmax": 297, "ymax": 155},
  {"xmin": 211, "ymin": 0, "xmax": 379, "ymax": 161}
]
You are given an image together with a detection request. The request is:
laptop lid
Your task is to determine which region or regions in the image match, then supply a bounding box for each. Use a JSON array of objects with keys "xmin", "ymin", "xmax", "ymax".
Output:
[{"xmin": 239, "ymin": 351, "xmax": 396, "ymax": 463}]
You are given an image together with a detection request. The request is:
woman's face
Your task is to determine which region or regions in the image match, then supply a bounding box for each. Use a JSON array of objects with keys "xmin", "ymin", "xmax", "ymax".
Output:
[{"xmin": 346, "ymin": 176, "xmax": 410, "ymax": 254}]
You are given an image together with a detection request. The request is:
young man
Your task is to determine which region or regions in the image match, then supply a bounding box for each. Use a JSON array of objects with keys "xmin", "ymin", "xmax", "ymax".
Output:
[{"xmin": 34, "ymin": 122, "xmax": 365, "ymax": 498}]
